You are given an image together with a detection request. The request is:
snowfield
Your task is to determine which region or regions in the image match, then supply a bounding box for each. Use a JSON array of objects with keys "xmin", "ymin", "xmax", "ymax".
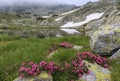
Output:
[
  {"xmin": 61, "ymin": 29, "xmax": 80, "ymax": 34},
  {"xmin": 61, "ymin": 12, "xmax": 104, "ymax": 28},
  {"xmin": 42, "ymin": 16, "xmax": 51, "ymax": 18}
]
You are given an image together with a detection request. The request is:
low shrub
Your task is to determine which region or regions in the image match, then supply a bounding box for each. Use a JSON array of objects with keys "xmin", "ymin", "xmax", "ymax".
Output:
[{"xmin": 19, "ymin": 51, "xmax": 110, "ymax": 81}]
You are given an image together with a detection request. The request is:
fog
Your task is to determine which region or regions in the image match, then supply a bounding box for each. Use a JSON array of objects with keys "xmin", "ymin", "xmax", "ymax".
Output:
[{"xmin": 0, "ymin": 0, "xmax": 100, "ymax": 6}]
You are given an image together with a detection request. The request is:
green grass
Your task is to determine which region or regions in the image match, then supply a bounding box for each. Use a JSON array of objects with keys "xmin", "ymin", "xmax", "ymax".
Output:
[
  {"xmin": 110, "ymin": 59, "xmax": 120, "ymax": 81},
  {"xmin": 0, "ymin": 34, "xmax": 120, "ymax": 81},
  {"xmin": 0, "ymin": 34, "xmax": 90, "ymax": 81}
]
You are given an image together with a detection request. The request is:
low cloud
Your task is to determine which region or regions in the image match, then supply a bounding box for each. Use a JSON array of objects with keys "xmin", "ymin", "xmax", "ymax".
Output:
[{"xmin": 0, "ymin": 0, "xmax": 100, "ymax": 7}]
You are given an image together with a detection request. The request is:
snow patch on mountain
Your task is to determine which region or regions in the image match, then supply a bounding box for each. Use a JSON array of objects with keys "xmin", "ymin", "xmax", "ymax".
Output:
[
  {"xmin": 61, "ymin": 29, "xmax": 79, "ymax": 34},
  {"xmin": 61, "ymin": 12, "xmax": 104, "ymax": 28}
]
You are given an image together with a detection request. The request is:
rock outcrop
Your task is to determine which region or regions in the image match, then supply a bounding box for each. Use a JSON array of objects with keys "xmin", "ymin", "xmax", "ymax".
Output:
[
  {"xmin": 14, "ymin": 72, "xmax": 52, "ymax": 81},
  {"xmin": 0, "ymin": 29, "xmax": 68, "ymax": 38},
  {"xmin": 57, "ymin": 0, "xmax": 114, "ymax": 25},
  {"xmin": 90, "ymin": 25, "xmax": 120, "ymax": 55},
  {"xmin": 79, "ymin": 61, "xmax": 111, "ymax": 81}
]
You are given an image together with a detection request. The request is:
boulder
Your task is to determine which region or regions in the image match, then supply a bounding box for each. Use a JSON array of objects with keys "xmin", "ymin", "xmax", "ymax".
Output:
[
  {"xmin": 79, "ymin": 61, "xmax": 111, "ymax": 81},
  {"xmin": 14, "ymin": 72, "xmax": 52, "ymax": 81},
  {"xmin": 90, "ymin": 25, "xmax": 120, "ymax": 55},
  {"xmin": 110, "ymin": 49, "xmax": 120, "ymax": 59}
]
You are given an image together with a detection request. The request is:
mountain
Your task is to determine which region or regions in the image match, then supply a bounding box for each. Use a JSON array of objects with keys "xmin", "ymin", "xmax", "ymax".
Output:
[
  {"xmin": 0, "ymin": 0, "xmax": 120, "ymax": 37},
  {"xmin": 0, "ymin": 2, "xmax": 77, "ymax": 16},
  {"xmin": 55, "ymin": 0, "xmax": 114, "ymax": 23}
]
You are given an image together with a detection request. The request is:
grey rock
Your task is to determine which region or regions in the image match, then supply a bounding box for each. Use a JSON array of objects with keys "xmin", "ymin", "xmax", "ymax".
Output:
[
  {"xmin": 14, "ymin": 72, "xmax": 52, "ymax": 81},
  {"xmin": 79, "ymin": 61, "xmax": 111, "ymax": 81},
  {"xmin": 90, "ymin": 25, "xmax": 120, "ymax": 55},
  {"xmin": 0, "ymin": 29, "xmax": 68, "ymax": 38}
]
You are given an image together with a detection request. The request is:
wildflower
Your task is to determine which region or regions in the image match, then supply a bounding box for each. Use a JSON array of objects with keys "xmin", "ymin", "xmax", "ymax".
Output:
[
  {"xmin": 21, "ymin": 62, "xmax": 26, "ymax": 66},
  {"xmin": 20, "ymin": 67, "xmax": 25, "ymax": 72},
  {"xmin": 78, "ymin": 73, "xmax": 82, "ymax": 77},
  {"xmin": 19, "ymin": 74, "xmax": 24, "ymax": 78},
  {"xmin": 39, "ymin": 61, "xmax": 47, "ymax": 67},
  {"xmin": 65, "ymin": 63, "xmax": 71, "ymax": 69},
  {"xmin": 72, "ymin": 61, "xmax": 78, "ymax": 67},
  {"xmin": 59, "ymin": 42, "xmax": 73, "ymax": 48},
  {"xmin": 29, "ymin": 61, "xmax": 34, "ymax": 66},
  {"xmin": 103, "ymin": 64, "xmax": 109, "ymax": 68}
]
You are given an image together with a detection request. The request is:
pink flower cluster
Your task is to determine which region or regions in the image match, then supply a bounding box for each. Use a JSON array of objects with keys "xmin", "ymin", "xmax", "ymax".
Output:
[
  {"xmin": 19, "ymin": 61, "xmax": 39, "ymax": 77},
  {"xmin": 77, "ymin": 52, "xmax": 109, "ymax": 68},
  {"xmin": 59, "ymin": 42, "xmax": 73, "ymax": 48},
  {"xmin": 19, "ymin": 52, "xmax": 109, "ymax": 81},
  {"xmin": 19, "ymin": 61, "xmax": 58, "ymax": 78},
  {"xmin": 93, "ymin": 55, "xmax": 109, "ymax": 68},
  {"xmin": 71, "ymin": 57, "xmax": 89, "ymax": 78}
]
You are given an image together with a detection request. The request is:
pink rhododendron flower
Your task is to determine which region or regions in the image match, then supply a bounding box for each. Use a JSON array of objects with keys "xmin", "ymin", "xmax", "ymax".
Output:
[
  {"xmin": 103, "ymin": 64, "xmax": 109, "ymax": 68},
  {"xmin": 20, "ymin": 67, "xmax": 25, "ymax": 72},
  {"xmin": 59, "ymin": 42, "xmax": 73, "ymax": 48},
  {"xmin": 65, "ymin": 63, "xmax": 71, "ymax": 69},
  {"xmin": 19, "ymin": 51, "xmax": 109, "ymax": 81},
  {"xmin": 19, "ymin": 74, "xmax": 24, "ymax": 78},
  {"xmin": 78, "ymin": 73, "xmax": 82, "ymax": 77},
  {"xmin": 39, "ymin": 61, "xmax": 47, "ymax": 67},
  {"xmin": 29, "ymin": 61, "xmax": 34, "ymax": 65}
]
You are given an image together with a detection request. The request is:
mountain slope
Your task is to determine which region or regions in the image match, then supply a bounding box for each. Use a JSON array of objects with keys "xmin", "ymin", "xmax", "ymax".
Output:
[{"xmin": 0, "ymin": 3, "xmax": 77, "ymax": 16}]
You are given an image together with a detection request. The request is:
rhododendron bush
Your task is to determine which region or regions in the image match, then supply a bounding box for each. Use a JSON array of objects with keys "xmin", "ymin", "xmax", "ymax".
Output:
[
  {"xmin": 77, "ymin": 52, "xmax": 109, "ymax": 68},
  {"xmin": 59, "ymin": 42, "xmax": 73, "ymax": 48},
  {"xmin": 19, "ymin": 52, "xmax": 110, "ymax": 81}
]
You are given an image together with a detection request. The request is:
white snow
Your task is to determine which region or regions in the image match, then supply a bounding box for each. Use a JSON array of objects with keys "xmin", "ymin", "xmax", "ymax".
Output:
[
  {"xmin": 61, "ymin": 29, "xmax": 80, "ymax": 34},
  {"xmin": 61, "ymin": 12, "xmax": 104, "ymax": 28},
  {"xmin": 61, "ymin": 8, "xmax": 80, "ymax": 16},
  {"xmin": 42, "ymin": 16, "xmax": 51, "ymax": 18},
  {"xmin": 55, "ymin": 17, "xmax": 64, "ymax": 21}
]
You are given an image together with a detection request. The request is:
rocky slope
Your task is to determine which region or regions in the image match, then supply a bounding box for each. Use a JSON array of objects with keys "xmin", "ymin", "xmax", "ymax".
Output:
[
  {"xmin": 53, "ymin": 0, "xmax": 120, "ymax": 57},
  {"xmin": 0, "ymin": 0, "xmax": 119, "ymax": 56},
  {"xmin": 55, "ymin": 0, "xmax": 114, "ymax": 25}
]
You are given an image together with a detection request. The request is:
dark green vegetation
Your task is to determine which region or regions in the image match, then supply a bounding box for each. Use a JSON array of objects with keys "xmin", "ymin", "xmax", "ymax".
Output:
[{"xmin": 0, "ymin": 34, "xmax": 120, "ymax": 81}]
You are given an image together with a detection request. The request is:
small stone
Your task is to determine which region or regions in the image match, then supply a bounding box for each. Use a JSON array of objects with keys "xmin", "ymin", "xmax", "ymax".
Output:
[
  {"xmin": 56, "ymin": 34, "xmax": 62, "ymax": 37},
  {"xmin": 47, "ymin": 51, "xmax": 57, "ymax": 58},
  {"xmin": 72, "ymin": 45, "xmax": 83, "ymax": 51}
]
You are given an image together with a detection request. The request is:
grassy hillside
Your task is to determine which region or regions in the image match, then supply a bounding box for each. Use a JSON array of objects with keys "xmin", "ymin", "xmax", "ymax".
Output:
[
  {"xmin": 0, "ymin": 12, "xmax": 19, "ymax": 20},
  {"xmin": 0, "ymin": 34, "xmax": 120, "ymax": 81}
]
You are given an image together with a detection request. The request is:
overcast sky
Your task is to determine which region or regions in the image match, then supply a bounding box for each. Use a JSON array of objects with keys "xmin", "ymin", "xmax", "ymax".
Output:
[{"xmin": 0, "ymin": 0, "xmax": 100, "ymax": 6}]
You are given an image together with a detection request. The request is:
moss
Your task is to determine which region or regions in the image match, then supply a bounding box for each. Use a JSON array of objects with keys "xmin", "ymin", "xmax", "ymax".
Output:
[
  {"xmin": 91, "ymin": 25, "xmax": 120, "ymax": 51},
  {"xmin": 114, "ymin": 36, "xmax": 120, "ymax": 44},
  {"xmin": 114, "ymin": 28, "xmax": 120, "ymax": 32},
  {"xmin": 104, "ymin": 44, "xmax": 111, "ymax": 53},
  {"xmin": 103, "ymin": 37, "xmax": 111, "ymax": 43},
  {"xmin": 85, "ymin": 61, "xmax": 111, "ymax": 81},
  {"xmin": 38, "ymin": 72, "xmax": 52, "ymax": 79}
]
